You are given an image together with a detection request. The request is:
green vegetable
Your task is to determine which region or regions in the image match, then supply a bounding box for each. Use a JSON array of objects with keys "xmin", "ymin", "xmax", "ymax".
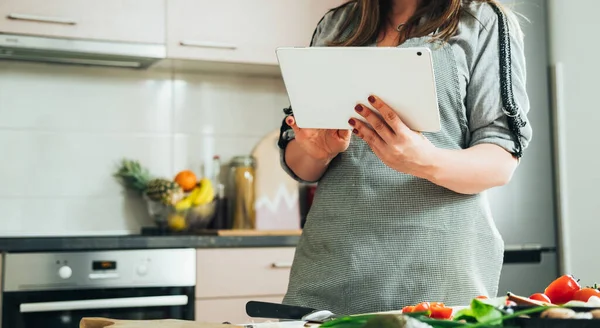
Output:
[
  {"xmin": 318, "ymin": 297, "xmax": 551, "ymax": 328},
  {"xmin": 363, "ymin": 314, "xmax": 406, "ymax": 328},
  {"xmin": 453, "ymin": 298, "xmax": 506, "ymax": 325}
]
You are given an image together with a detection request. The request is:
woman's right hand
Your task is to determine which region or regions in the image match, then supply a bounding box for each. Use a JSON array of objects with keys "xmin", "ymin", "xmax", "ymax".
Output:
[{"xmin": 286, "ymin": 115, "xmax": 351, "ymax": 162}]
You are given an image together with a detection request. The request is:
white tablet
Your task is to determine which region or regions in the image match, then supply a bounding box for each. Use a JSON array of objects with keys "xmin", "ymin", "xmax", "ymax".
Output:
[{"xmin": 275, "ymin": 47, "xmax": 441, "ymax": 132}]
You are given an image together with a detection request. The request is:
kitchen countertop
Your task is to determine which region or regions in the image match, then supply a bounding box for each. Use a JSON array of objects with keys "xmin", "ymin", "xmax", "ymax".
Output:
[
  {"xmin": 0, "ymin": 234, "xmax": 556, "ymax": 264},
  {"xmin": 0, "ymin": 234, "xmax": 301, "ymax": 253}
]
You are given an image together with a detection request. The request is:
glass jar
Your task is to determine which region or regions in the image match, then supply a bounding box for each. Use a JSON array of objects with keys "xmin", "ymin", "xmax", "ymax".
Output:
[{"xmin": 227, "ymin": 156, "xmax": 256, "ymax": 230}]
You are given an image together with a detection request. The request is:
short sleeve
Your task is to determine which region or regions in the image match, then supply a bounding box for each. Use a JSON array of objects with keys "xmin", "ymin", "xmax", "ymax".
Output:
[{"xmin": 465, "ymin": 6, "xmax": 533, "ymax": 158}]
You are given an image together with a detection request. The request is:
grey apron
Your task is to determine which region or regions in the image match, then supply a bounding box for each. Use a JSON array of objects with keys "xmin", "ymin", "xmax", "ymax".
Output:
[{"xmin": 281, "ymin": 34, "xmax": 505, "ymax": 315}]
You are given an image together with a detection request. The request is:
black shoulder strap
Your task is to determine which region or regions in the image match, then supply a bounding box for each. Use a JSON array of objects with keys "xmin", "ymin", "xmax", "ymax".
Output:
[{"xmin": 490, "ymin": 4, "xmax": 527, "ymax": 159}]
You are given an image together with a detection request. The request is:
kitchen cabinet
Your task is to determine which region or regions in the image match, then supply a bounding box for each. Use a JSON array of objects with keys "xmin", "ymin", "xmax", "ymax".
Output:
[
  {"xmin": 195, "ymin": 247, "xmax": 296, "ymax": 323},
  {"xmin": 0, "ymin": 0, "xmax": 165, "ymax": 44},
  {"xmin": 166, "ymin": 0, "xmax": 344, "ymax": 65},
  {"xmin": 196, "ymin": 296, "xmax": 283, "ymax": 324}
]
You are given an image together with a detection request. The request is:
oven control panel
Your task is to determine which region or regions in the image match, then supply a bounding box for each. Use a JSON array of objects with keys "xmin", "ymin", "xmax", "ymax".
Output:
[{"xmin": 3, "ymin": 248, "xmax": 197, "ymax": 292}]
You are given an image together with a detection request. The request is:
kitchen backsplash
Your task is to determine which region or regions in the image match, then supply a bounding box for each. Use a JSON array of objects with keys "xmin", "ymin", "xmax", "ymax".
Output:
[{"xmin": 0, "ymin": 61, "xmax": 290, "ymax": 236}]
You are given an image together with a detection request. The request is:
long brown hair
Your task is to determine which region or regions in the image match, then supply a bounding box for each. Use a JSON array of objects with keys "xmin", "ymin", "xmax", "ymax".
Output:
[{"xmin": 328, "ymin": 0, "xmax": 508, "ymax": 46}]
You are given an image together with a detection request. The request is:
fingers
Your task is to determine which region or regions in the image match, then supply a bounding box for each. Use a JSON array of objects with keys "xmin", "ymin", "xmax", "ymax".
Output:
[
  {"xmin": 351, "ymin": 103, "xmax": 395, "ymax": 144},
  {"xmin": 348, "ymin": 117, "xmax": 385, "ymax": 153},
  {"xmin": 366, "ymin": 95, "xmax": 409, "ymax": 135},
  {"xmin": 285, "ymin": 115, "xmax": 302, "ymax": 136}
]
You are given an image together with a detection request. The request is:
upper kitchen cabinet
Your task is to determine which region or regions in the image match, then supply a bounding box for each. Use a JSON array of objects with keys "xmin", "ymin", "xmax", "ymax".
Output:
[
  {"xmin": 166, "ymin": 0, "xmax": 344, "ymax": 65},
  {"xmin": 0, "ymin": 0, "xmax": 165, "ymax": 44}
]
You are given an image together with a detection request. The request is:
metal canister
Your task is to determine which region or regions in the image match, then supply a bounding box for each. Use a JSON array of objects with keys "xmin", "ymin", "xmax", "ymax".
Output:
[{"xmin": 227, "ymin": 155, "xmax": 256, "ymax": 230}]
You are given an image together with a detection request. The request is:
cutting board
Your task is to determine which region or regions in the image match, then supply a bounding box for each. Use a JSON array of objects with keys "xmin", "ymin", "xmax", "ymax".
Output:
[
  {"xmin": 80, "ymin": 318, "xmax": 239, "ymax": 328},
  {"xmin": 251, "ymin": 130, "xmax": 301, "ymax": 230},
  {"xmin": 196, "ymin": 229, "xmax": 302, "ymax": 236}
]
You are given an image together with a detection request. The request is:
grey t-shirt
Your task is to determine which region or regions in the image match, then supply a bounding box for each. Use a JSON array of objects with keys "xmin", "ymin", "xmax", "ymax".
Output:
[{"xmin": 281, "ymin": 1, "xmax": 532, "ymax": 177}]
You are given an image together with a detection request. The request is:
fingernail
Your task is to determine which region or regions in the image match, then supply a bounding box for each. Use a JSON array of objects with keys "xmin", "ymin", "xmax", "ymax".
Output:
[
  {"xmin": 348, "ymin": 118, "xmax": 356, "ymax": 126},
  {"xmin": 368, "ymin": 96, "xmax": 376, "ymax": 104},
  {"xmin": 352, "ymin": 129, "xmax": 359, "ymax": 134},
  {"xmin": 286, "ymin": 118, "xmax": 292, "ymax": 124},
  {"xmin": 355, "ymin": 104, "xmax": 363, "ymax": 112}
]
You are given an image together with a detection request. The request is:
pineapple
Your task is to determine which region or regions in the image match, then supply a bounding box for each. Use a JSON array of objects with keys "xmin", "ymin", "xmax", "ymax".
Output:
[
  {"xmin": 114, "ymin": 159, "xmax": 184, "ymax": 206},
  {"xmin": 113, "ymin": 159, "xmax": 153, "ymax": 194},
  {"xmin": 145, "ymin": 178, "xmax": 184, "ymax": 206}
]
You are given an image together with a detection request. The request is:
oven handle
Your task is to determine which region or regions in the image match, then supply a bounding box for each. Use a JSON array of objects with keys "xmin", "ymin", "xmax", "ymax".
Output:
[{"xmin": 19, "ymin": 295, "xmax": 188, "ymax": 313}]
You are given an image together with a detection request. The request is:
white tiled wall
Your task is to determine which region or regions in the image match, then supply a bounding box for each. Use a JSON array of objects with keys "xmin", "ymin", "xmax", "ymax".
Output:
[{"xmin": 0, "ymin": 61, "xmax": 290, "ymax": 236}]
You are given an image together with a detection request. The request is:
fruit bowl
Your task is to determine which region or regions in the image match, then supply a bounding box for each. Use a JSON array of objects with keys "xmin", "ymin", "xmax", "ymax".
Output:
[
  {"xmin": 179, "ymin": 200, "xmax": 217, "ymax": 230},
  {"xmin": 145, "ymin": 196, "xmax": 217, "ymax": 232}
]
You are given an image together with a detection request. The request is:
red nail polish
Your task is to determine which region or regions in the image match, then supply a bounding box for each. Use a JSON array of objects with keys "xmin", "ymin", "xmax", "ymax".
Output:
[
  {"xmin": 355, "ymin": 104, "xmax": 363, "ymax": 112},
  {"xmin": 368, "ymin": 96, "xmax": 375, "ymax": 104},
  {"xmin": 286, "ymin": 118, "xmax": 292, "ymax": 124},
  {"xmin": 348, "ymin": 118, "xmax": 356, "ymax": 126},
  {"xmin": 352, "ymin": 129, "xmax": 359, "ymax": 134}
]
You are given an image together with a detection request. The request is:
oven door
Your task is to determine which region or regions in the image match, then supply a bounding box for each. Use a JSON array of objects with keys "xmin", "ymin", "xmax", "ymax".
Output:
[{"xmin": 2, "ymin": 286, "xmax": 195, "ymax": 328}]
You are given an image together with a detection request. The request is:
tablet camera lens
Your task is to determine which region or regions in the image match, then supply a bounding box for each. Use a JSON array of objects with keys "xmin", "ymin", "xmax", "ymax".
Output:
[{"xmin": 417, "ymin": 52, "xmax": 422, "ymax": 56}]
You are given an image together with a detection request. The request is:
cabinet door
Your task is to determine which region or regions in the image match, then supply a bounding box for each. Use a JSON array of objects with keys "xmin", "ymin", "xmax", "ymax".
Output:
[
  {"xmin": 196, "ymin": 247, "xmax": 296, "ymax": 299},
  {"xmin": 0, "ymin": 0, "xmax": 165, "ymax": 44},
  {"xmin": 196, "ymin": 296, "xmax": 283, "ymax": 324},
  {"xmin": 167, "ymin": 0, "xmax": 344, "ymax": 65}
]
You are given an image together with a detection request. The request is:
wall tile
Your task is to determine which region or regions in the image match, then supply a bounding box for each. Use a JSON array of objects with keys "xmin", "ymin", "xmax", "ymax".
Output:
[
  {"xmin": 0, "ymin": 195, "xmax": 152, "ymax": 236},
  {"xmin": 0, "ymin": 60, "xmax": 293, "ymax": 236},
  {"xmin": 172, "ymin": 133, "xmax": 263, "ymax": 179},
  {"xmin": 173, "ymin": 72, "xmax": 289, "ymax": 137},
  {"xmin": 0, "ymin": 61, "xmax": 173, "ymax": 134},
  {"xmin": 0, "ymin": 130, "xmax": 173, "ymax": 198}
]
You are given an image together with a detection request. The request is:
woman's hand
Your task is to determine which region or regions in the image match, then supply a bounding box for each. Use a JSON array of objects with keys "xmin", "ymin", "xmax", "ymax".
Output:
[
  {"xmin": 348, "ymin": 95, "xmax": 438, "ymax": 179},
  {"xmin": 286, "ymin": 115, "xmax": 351, "ymax": 162}
]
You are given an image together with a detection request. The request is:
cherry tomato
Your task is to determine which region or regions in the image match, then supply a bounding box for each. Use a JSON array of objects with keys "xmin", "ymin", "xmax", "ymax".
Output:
[
  {"xmin": 430, "ymin": 306, "xmax": 453, "ymax": 320},
  {"xmin": 529, "ymin": 293, "xmax": 551, "ymax": 303},
  {"xmin": 402, "ymin": 305, "xmax": 415, "ymax": 313},
  {"xmin": 573, "ymin": 288, "xmax": 600, "ymax": 302},
  {"xmin": 475, "ymin": 295, "xmax": 488, "ymax": 299},
  {"xmin": 544, "ymin": 275, "xmax": 582, "ymax": 304},
  {"xmin": 413, "ymin": 302, "xmax": 430, "ymax": 313},
  {"xmin": 430, "ymin": 302, "xmax": 445, "ymax": 307}
]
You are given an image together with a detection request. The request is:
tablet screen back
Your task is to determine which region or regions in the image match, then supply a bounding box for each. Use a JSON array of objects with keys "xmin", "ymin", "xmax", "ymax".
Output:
[{"xmin": 275, "ymin": 47, "xmax": 440, "ymax": 132}]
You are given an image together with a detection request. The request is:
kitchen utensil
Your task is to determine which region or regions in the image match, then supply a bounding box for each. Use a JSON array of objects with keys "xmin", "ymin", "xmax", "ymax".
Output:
[
  {"xmin": 245, "ymin": 301, "xmax": 339, "ymax": 323},
  {"xmin": 250, "ymin": 130, "xmax": 301, "ymax": 230},
  {"xmin": 80, "ymin": 318, "xmax": 237, "ymax": 328}
]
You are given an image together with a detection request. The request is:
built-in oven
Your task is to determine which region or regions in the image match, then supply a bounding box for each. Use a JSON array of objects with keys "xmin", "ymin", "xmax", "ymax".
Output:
[{"xmin": 1, "ymin": 248, "xmax": 196, "ymax": 328}]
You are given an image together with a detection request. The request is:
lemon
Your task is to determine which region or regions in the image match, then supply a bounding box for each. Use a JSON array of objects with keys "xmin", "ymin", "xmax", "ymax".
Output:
[{"xmin": 168, "ymin": 214, "xmax": 187, "ymax": 231}]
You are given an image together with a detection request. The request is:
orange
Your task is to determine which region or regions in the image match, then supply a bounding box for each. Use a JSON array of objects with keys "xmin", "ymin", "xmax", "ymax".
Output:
[{"xmin": 174, "ymin": 170, "xmax": 197, "ymax": 192}]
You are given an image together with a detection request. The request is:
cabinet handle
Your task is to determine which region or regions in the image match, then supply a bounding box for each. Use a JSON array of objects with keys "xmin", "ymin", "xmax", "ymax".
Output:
[
  {"xmin": 271, "ymin": 262, "xmax": 293, "ymax": 269},
  {"xmin": 8, "ymin": 13, "xmax": 77, "ymax": 25},
  {"xmin": 179, "ymin": 40, "xmax": 237, "ymax": 50}
]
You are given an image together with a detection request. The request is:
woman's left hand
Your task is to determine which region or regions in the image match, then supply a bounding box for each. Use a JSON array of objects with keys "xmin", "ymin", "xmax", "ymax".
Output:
[{"xmin": 348, "ymin": 95, "xmax": 438, "ymax": 179}]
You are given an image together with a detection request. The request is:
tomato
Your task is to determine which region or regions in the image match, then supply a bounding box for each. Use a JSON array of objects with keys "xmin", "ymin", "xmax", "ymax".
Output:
[
  {"xmin": 430, "ymin": 302, "xmax": 445, "ymax": 307},
  {"xmin": 544, "ymin": 275, "xmax": 582, "ymax": 304},
  {"xmin": 402, "ymin": 305, "xmax": 415, "ymax": 313},
  {"xmin": 505, "ymin": 300, "xmax": 517, "ymax": 307},
  {"xmin": 475, "ymin": 295, "xmax": 488, "ymax": 299},
  {"xmin": 430, "ymin": 306, "xmax": 453, "ymax": 320},
  {"xmin": 529, "ymin": 293, "xmax": 551, "ymax": 303},
  {"xmin": 413, "ymin": 302, "xmax": 430, "ymax": 313},
  {"xmin": 573, "ymin": 288, "xmax": 600, "ymax": 302}
]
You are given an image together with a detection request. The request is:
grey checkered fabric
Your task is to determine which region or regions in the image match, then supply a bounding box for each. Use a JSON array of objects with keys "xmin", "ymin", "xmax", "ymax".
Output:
[{"xmin": 280, "ymin": 2, "xmax": 531, "ymax": 316}]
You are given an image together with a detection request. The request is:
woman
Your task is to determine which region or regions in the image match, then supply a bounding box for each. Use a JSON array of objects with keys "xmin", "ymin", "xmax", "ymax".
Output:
[{"xmin": 278, "ymin": 0, "xmax": 532, "ymax": 316}]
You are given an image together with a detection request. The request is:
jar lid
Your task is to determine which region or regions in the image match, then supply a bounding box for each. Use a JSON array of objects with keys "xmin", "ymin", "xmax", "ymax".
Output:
[{"xmin": 231, "ymin": 155, "xmax": 255, "ymax": 167}]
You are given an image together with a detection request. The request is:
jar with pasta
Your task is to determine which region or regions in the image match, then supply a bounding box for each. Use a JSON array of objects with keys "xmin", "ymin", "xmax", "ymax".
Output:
[{"xmin": 227, "ymin": 155, "xmax": 256, "ymax": 230}]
